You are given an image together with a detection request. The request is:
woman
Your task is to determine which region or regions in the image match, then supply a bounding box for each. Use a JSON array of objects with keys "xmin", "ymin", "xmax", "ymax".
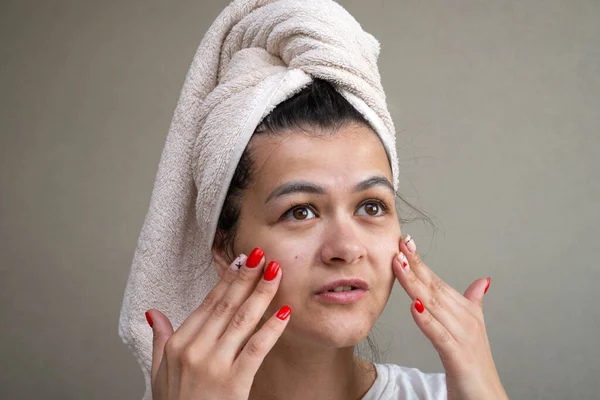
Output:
[
  {"xmin": 119, "ymin": 1, "xmax": 508, "ymax": 399},
  {"xmin": 144, "ymin": 79, "xmax": 507, "ymax": 399}
]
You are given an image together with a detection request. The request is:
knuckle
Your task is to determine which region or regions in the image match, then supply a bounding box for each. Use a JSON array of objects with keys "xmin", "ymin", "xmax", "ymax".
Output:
[
  {"xmin": 198, "ymin": 292, "xmax": 218, "ymax": 313},
  {"xmin": 244, "ymin": 338, "xmax": 265, "ymax": 358},
  {"xmin": 180, "ymin": 344, "xmax": 202, "ymax": 370},
  {"xmin": 438, "ymin": 329, "xmax": 452, "ymax": 344},
  {"xmin": 430, "ymin": 276, "xmax": 446, "ymax": 295},
  {"xmin": 222, "ymin": 269, "xmax": 238, "ymax": 283},
  {"xmin": 421, "ymin": 313, "xmax": 433, "ymax": 328},
  {"xmin": 465, "ymin": 314, "xmax": 483, "ymax": 333},
  {"xmin": 213, "ymin": 298, "xmax": 235, "ymax": 318},
  {"xmin": 429, "ymin": 296, "xmax": 443, "ymax": 311},
  {"xmin": 263, "ymin": 318, "xmax": 282, "ymax": 335},
  {"xmin": 253, "ymin": 281, "xmax": 275, "ymax": 297},
  {"xmin": 236, "ymin": 269, "xmax": 256, "ymax": 284},
  {"xmin": 230, "ymin": 308, "xmax": 253, "ymax": 330},
  {"xmin": 411, "ymin": 253, "xmax": 424, "ymax": 269},
  {"xmin": 407, "ymin": 271, "xmax": 420, "ymax": 285},
  {"xmin": 164, "ymin": 335, "xmax": 184, "ymax": 359}
]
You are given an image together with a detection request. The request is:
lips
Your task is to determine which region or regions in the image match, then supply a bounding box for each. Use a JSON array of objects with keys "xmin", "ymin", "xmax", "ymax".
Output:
[{"xmin": 314, "ymin": 278, "xmax": 369, "ymax": 294}]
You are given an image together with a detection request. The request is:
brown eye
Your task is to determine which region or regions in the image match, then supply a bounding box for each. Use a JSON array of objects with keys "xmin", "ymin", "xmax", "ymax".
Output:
[
  {"xmin": 365, "ymin": 202, "xmax": 380, "ymax": 216},
  {"xmin": 356, "ymin": 200, "xmax": 387, "ymax": 217},
  {"xmin": 293, "ymin": 207, "xmax": 309, "ymax": 220},
  {"xmin": 282, "ymin": 204, "xmax": 317, "ymax": 221}
]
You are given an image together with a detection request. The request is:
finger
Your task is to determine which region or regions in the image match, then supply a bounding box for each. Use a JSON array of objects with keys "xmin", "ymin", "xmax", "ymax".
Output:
[
  {"xmin": 146, "ymin": 308, "xmax": 174, "ymax": 386},
  {"xmin": 173, "ymin": 253, "xmax": 248, "ymax": 343},
  {"xmin": 393, "ymin": 252, "xmax": 467, "ymax": 338},
  {"xmin": 217, "ymin": 260, "xmax": 282, "ymax": 361},
  {"xmin": 199, "ymin": 248, "xmax": 267, "ymax": 341},
  {"xmin": 233, "ymin": 304, "xmax": 291, "ymax": 382},
  {"xmin": 463, "ymin": 277, "xmax": 490, "ymax": 309},
  {"xmin": 409, "ymin": 298, "xmax": 458, "ymax": 354},
  {"xmin": 399, "ymin": 235, "xmax": 474, "ymax": 310},
  {"xmin": 148, "ymin": 253, "xmax": 246, "ymax": 399}
]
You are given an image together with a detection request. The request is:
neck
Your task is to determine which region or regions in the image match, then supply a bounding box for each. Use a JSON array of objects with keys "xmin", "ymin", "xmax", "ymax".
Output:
[{"xmin": 249, "ymin": 335, "xmax": 377, "ymax": 400}]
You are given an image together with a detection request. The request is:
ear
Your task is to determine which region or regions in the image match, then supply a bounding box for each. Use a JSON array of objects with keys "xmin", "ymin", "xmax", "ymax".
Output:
[{"xmin": 212, "ymin": 242, "xmax": 231, "ymax": 279}]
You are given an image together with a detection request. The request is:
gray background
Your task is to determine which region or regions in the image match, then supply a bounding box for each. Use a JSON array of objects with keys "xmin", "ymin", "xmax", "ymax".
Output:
[{"xmin": 1, "ymin": 0, "xmax": 598, "ymax": 399}]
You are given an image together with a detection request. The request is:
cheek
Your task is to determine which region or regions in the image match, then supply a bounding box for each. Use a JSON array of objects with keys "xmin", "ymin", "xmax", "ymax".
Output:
[
  {"xmin": 263, "ymin": 234, "xmax": 314, "ymax": 280},
  {"xmin": 260, "ymin": 227, "xmax": 312, "ymax": 262},
  {"xmin": 248, "ymin": 226, "xmax": 318, "ymax": 292},
  {"xmin": 368, "ymin": 225, "xmax": 401, "ymax": 283}
]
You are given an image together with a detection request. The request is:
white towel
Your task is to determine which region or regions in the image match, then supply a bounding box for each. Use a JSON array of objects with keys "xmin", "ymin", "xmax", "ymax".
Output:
[{"xmin": 118, "ymin": 0, "xmax": 399, "ymax": 398}]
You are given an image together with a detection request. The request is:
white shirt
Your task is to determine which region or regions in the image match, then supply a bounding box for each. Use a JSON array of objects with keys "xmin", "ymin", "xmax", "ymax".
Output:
[{"xmin": 362, "ymin": 363, "xmax": 447, "ymax": 400}]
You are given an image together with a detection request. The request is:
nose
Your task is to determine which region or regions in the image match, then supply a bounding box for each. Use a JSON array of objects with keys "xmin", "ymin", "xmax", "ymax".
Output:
[{"xmin": 319, "ymin": 216, "xmax": 367, "ymax": 266}]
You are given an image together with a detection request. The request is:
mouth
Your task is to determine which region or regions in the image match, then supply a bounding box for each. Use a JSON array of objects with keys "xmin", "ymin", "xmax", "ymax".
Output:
[
  {"xmin": 313, "ymin": 279, "xmax": 369, "ymax": 304},
  {"xmin": 315, "ymin": 278, "xmax": 369, "ymax": 294}
]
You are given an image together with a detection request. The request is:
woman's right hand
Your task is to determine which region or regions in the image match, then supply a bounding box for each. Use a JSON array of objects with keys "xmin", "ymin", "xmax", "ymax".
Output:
[{"xmin": 145, "ymin": 248, "xmax": 291, "ymax": 400}]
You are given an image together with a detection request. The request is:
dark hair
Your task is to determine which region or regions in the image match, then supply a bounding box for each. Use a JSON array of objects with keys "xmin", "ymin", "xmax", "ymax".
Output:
[{"xmin": 213, "ymin": 78, "xmax": 433, "ymax": 363}]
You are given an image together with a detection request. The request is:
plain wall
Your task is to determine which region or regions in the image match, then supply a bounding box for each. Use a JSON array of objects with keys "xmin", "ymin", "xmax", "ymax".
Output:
[{"xmin": 1, "ymin": 0, "xmax": 599, "ymax": 398}]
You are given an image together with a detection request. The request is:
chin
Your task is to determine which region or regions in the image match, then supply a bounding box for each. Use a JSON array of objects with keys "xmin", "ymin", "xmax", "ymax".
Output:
[{"xmin": 287, "ymin": 312, "xmax": 375, "ymax": 348}]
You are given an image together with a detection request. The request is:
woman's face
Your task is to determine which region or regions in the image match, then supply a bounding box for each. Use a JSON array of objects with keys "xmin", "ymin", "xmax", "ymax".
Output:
[{"xmin": 220, "ymin": 124, "xmax": 401, "ymax": 348}]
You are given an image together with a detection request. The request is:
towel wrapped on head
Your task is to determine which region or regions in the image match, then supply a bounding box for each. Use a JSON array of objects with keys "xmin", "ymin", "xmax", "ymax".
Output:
[{"xmin": 118, "ymin": 0, "xmax": 399, "ymax": 398}]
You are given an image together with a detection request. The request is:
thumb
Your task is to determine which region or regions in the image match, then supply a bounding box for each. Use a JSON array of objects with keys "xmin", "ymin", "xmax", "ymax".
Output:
[
  {"xmin": 462, "ymin": 277, "xmax": 491, "ymax": 308},
  {"xmin": 145, "ymin": 308, "xmax": 174, "ymax": 385}
]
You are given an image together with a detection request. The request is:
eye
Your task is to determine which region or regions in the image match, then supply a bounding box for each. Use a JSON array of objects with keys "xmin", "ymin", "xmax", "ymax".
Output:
[
  {"xmin": 356, "ymin": 200, "xmax": 387, "ymax": 217},
  {"xmin": 282, "ymin": 204, "xmax": 317, "ymax": 221}
]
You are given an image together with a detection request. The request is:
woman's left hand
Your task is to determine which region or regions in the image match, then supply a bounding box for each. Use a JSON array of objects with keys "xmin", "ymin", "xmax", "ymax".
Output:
[{"xmin": 392, "ymin": 234, "xmax": 509, "ymax": 400}]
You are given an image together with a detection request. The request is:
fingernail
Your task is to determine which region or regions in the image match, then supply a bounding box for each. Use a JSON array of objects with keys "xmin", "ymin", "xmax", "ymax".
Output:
[
  {"xmin": 230, "ymin": 254, "xmax": 247, "ymax": 271},
  {"xmin": 397, "ymin": 252, "xmax": 409, "ymax": 270},
  {"xmin": 246, "ymin": 247, "xmax": 264, "ymax": 268},
  {"xmin": 484, "ymin": 277, "xmax": 491, "ymax": 294},
  {"xmin": 404, "ymin": 234, "xmax": 416, "ymax": 254},
  {"xmin": 145, "ymin": 311, "xmax": 153, "ymax": 328},
  {"xmin": 264, "ymin": 261, "xmax": 280, "ymax": 281},
  {"xmin": 415, "ymin": 298, "xmax": 424, "ymax": 314},
  {"xmin": 276, "ymin": 305, "xmax": 291, "ymax": 320}
]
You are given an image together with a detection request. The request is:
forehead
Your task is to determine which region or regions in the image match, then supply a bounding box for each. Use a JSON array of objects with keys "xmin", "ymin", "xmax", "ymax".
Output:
[{"xmin": 248, "ymin": 124, "xmax": 392, "ymax": 193}]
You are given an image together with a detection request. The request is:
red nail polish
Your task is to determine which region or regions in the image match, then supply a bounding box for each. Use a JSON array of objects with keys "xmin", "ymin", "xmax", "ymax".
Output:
[
  {"xmin": 145, "ymin": 311, "xmax": 153, "ymax": 328},
  {"xmin": 415, "ymin": 298, "xmax": 425, "ymax": 314},
  {"xmin": 484, "ymin": 277, "xmax": 491, "ymax": 294},
  {"xmin": 276, "ymin": 305, "xmax": 291, "ymax": 320},
  {"xmin": 246, "ymin": 247, "xmax": 264, "ymax": 268},
  {"xmin": 264, "ymin": 261, "xmax": 280, "ymax": 281}
]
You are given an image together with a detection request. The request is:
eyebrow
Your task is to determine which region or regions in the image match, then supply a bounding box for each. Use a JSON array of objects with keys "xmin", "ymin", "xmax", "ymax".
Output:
[{"xmin": 265, "ymin": 175, "xmax": 395, "ymax": 204}]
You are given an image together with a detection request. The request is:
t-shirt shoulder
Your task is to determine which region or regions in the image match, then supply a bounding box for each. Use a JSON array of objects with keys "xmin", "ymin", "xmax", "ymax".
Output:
[{"xmin": 361, "ymin": 363, "xmax": 447, "ymax": 400}]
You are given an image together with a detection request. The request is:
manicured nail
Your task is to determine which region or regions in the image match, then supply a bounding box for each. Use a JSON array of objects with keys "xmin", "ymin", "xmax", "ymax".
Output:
[
  {"xmin": 484, "ymin": 277, "xmax": 491, "ymax": 294},
  {"xmin": 145, "ymin": 311, "xmax": 153, "ymax": 328},
  {"xmin": 246, "ymin": 247, "xmax": 264, "ymax": 268},
  {"xmin": 398, "ymin": 252, "xmax": 409, "ymax": 270},
  {"xmin": 230, "ymin": 254, "xmax": 247, "ymax": 271},
  {"xmin": 414, "ymin": 298, "xmax": 424, "ymax": 314},
  {"xmin": 276, "ymin": 305, "xmax": 291, "ymax": 320},
  {"xmin": 264, "ymin": 261, "xmax": 280, "ymax": 281},
  {"xmin": 404, "ymin": 235, "xmax": 416, "ymax": 254}
]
